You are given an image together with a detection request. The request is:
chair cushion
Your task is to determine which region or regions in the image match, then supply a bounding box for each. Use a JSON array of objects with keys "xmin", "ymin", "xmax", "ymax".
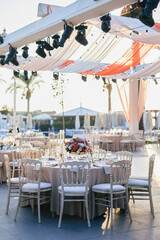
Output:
[
  {"xmin": 128, "ymin": 179, "xmax": 149, "ymax": 187},
  {"xmin": 22, "ymin": 182, "xmax": 52, "ymax": 192},
  {"xmin": 58, "ymin": 186, "xmax": 89, "ymax": 194},
  {"xmin": 7, "ymin": 177, "xmax": 20, "ymax": 184},
  {"xmin": 130, "ymin": 175, "xmax": 148, "ymax": 181},
  {"xmin": 9, "ymin": 161, "xmax": 18, "ymax": 167},
  {"xmin": 92, "ymin": 183, "xmax": 126, "ymax": 192}
]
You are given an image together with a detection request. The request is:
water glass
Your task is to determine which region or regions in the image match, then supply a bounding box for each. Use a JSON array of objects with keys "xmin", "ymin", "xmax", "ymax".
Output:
[{"xmin": 106, "ymin": 151, "xmax": 112, "ymax": 160}]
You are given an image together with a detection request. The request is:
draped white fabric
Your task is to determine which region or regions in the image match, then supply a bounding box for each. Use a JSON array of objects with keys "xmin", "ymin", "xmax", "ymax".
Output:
[
  {"xmin": 138, "ymin": 79, "xmax": 149, "ymax": 122},
  {"xmin": 116, "ymin": 81, "xmax": 130, "ymax": 123},
  {"xmin": 116, "ymin": 79, "xmax": 149, "ymax": 124},
  {"xmin": 58, "ymin": 34, "xmax": 121, "ymax": 73},
  {"xmin": 1, "ymin": 14, "xmax": 160, "ymax": 82},
  {"xmin": 89, "ymin": 15, "xmax": 160, "ymax": 44}
]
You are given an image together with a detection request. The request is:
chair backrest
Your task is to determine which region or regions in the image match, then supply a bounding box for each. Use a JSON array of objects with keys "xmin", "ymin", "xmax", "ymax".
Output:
[
  {"xmin": 4, "ymin": 154, "xmax": 11, "ymax": 179},
  {"xmin": 59, "ymin": 161, "xmax": 90, "ymax": 189},
  {"xmin": 18, "ymin": 159, "xmax": 42, "ymax": 185},
  {"xmin": 116, "ymin": 151, "xmax": 133, "ymax": 161},
  {"xmin": 24, "ymin": 148, "xmax": 44, "ymax": 159},
  {"xmin": 110, "ymin": 160, "xmax": 131, "ymax": 186},
  {"xmin": 148, "ymin": 154, "xmax": 155, "ymax": 183},
  {"xmin": 12, "ymin": 145, "xmax": 31, "ymax": 161}
]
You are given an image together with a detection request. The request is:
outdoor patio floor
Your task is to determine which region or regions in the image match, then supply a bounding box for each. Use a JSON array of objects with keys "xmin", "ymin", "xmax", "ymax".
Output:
[{"xmin": 0, "ymin": 144, "xmax": 160, "ymax": 240}]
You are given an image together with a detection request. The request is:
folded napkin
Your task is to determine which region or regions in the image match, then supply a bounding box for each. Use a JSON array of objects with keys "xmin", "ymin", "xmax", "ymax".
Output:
[
  {"xmin": 70, "ymin": 166, "xmax": 78, "ymax": 172},
  {"xmin": 103, "ymin": 165, "xmax": 111, "ymax": 175}
]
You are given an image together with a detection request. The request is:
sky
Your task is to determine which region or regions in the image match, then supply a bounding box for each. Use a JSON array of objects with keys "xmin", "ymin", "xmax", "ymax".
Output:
[{"xmin": 0, "ymin": 0, "xmax": 160, "ymax": 114}]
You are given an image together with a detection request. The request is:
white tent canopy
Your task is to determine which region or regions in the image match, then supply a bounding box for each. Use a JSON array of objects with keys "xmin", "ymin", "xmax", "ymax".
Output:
[
  {"xmin": 54, "ymin": 107, "xmax": 99, "ymax": 117},
  {"xmin": 32, "ymin": 113, "xmax": 52, "ymax": 120}
]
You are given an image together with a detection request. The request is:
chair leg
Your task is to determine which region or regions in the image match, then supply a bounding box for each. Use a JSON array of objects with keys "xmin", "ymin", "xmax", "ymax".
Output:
[
  {"xmin": 83, "ymin": 200, "xmax": 85, "ymax": 220},
  {"xmin": 110, "ymin": 194, "xmax": 113, "ymax": 227},
  {"xmin": 92, "ymin": 191, "xmax": 95, "ymax": 220},
  {"xmin": 125, "ymin": 192, "xmax": 132, "ymax": 222},
  {"xmin": 6, "ymin": 184, "xmax": 11, "ymax": 214},
  {"xmin": 129, "ymin": 189, "xmax": 135, "ymax": 203},
  {"xmin": 31, "ymin": 194, "xmax": 35, "ymax": 214},
  {"xmin": 37, "ymin": 192, "xmax": 41, "ymax": 224},
  {"xmin": 85, "ymin": 195, "xmax": 91, "ymax": 227},
  {"xmin": 58, "ymin": 194, "xmax": 64, "ymax": 228},
  {"xmin": 149, "ymin": 188, "xmax": 155, "ymax": 218},
  {"xmin": 14, "ymin": 189, "xmax": 22, "ymax": 221},
  {"xmin": 0, "ymin": 166, "xmax": 2, "ymax": 183}
]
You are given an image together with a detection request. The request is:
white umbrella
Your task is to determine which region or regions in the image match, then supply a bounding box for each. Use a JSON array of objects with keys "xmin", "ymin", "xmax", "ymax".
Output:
[
  {"xmin": 103, "ymin": 113, "xmax": 109, "ymax": 129},
  {"xmin": 84, "ymin": 113, "xmax": 90, "ymax": 129},
  {"xmin": 111, "ymin": 112, "xmax": 118, "ymax": 128},
  {"xmin": 144, "ymin": 110, "xmax": 153, "ymax": 131},
  {"xmin": 117, "ymin": 112, "xmax": 126, "ymax": 127},
  {"xmin": 94, "ymin": 113, "xmax": 103, "ymax": 130},
  {"xmin": 75, "ymin": 112, "xmax": 80, "ymax": 130},
  {"xmin": 17, "ymin": 115, "xmax": 24, "ymax": 129},
  {"xmin": 26, "ymin": 113, "xmax": 33, "ymax": 129}
]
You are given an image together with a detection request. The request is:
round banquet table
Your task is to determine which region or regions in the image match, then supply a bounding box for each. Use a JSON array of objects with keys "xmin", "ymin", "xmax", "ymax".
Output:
[
  {"xmin": 0, "ymin": 150, "xmax": 13, "ymax": 182},
  {"xmin": 39, "ymin": 163, "xmax": 124, "ymax": 218}
]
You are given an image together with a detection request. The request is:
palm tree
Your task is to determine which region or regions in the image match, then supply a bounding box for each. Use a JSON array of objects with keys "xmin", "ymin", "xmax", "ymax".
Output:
[
  {"xmin": 6, "ymin": 71, "xmax": 44, "ymax": 114},
  {"xmin": 103, "ymin": 78, "xmax": 112, "ymax": 112}
]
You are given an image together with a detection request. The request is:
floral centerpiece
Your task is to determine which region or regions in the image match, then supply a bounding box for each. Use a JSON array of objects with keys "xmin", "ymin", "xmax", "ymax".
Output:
[{"xmin": 65, "ymin": 137, "xmax": 92, "ymax": 154}]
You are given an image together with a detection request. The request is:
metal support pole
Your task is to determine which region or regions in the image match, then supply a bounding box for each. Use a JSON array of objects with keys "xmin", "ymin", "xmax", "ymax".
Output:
[{"xmin": 13, "ymin": 75, "xmax": 17, "ymax": 133}]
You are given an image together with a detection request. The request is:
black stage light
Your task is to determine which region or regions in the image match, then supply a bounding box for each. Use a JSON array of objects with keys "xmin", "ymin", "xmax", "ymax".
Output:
[
  {"xmin": 22, "ymin": 46, "xmax": 29, "ymax": 59},
  {"xmin": 100, "ymin": 13, "xmax": 111, "ymax": 33},
  {"xmin": 75, "ymin": 23, "xmax": 88, "ymax": 46},
  {"xmin": 138, "ymin": 0, "xmax": 156, "ymax": 27},
  {"xmin": 59, "ymin": 20, "xmax": 74, "ymax": 47},
  {"xmin": 52, "ymin": 34, "xmax": 60, "ymax": 49},
  {"xmin": 24, "ymin": 70, "xmax": 28, "ymax": 80},
  {"xmin": 5, "ymin": 45, "xmax": 19, "ymax": 66},
  {"xmin": 0, "ymin": 55, "xmax": 5, "ymax": 65},
  {"xmin": 36, "ymin": 40, "xmax": 53, "ymax": 57},
  {"xmin": 151, "ymin": 75, "xmax": 158, "ymax": 84},
  {"xmin": 36, "ymin": 41, "xmax": 46, "ymax": 58},
  {"xmin": 81, "ymin": 75, "xmax": 87, "ymax": 82},
  {"xmin": 53, "ymin": 72, "xmax": 59, "ymax": 80},
  {"xmin": 112, "ymin": 79, "xmax": 117, "ymax": 83},
  {"xmin": 13, "ymin": 70, "xmax": 20, "ymax": 78},
  {"xmin": 0, "ymin": 36, "xmax": 3, "ymax": 44},
  {"xmin": 42, "ymin": 40, "xmax": 53, "ymax": 51},
  {"xmin": 102, "ymin": 77, "xmax": 106, "ymax": 84},
  {"xmin": 32, "ymin": 71, "xmax": 37, "ymax": 76},
  {"xmin": 95, "ymin": 75, "xmax": 100, "ymax": 80}
]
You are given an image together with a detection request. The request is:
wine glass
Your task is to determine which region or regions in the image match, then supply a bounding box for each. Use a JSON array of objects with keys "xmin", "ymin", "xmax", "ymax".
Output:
[{"xmin": 106, "ymin": 151, "xmax": 112, "ymax": 160}]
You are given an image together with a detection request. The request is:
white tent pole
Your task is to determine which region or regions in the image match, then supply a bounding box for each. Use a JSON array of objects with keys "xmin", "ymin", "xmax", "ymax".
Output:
[
  {"xmin": 129, "ymin": 78, "xmax": 139, "ymax": 133},
  {"xmin": 13, "ymin": 75, "xmax": 17, "ymax": 133}
]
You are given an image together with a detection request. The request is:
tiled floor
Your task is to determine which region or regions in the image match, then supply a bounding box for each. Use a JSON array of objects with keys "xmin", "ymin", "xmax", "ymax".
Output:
[{"xmin": 0, "ymin": 144, "xmax": 160, "ymax": 240}]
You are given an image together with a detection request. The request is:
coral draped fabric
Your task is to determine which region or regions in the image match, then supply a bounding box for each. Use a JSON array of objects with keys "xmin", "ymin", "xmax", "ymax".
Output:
[{"xmin": 80, "ymin": 42, "xmax": 154, "ymax": 76}]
